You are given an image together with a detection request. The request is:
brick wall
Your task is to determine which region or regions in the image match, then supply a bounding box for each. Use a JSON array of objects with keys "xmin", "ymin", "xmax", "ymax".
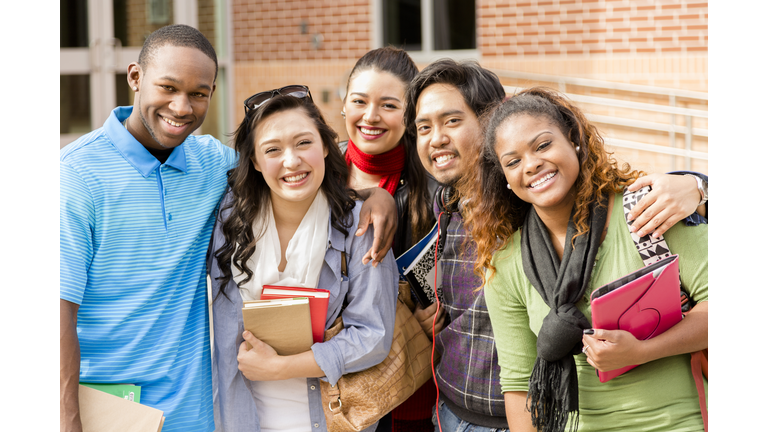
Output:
[
  {"xmin": 198, "ymin": 0, "xmax": 217, "ymax": 49},
  {"xmin": 126, "ymin": 0, "xmax": 174, "ymax": 46},
  {"xmin": 478, "ymin": 0, "xmax": 707, "ymax": 57},
  {"xmin": 231, "ymin": 0, "xmax": 707, "ymax": 173},
  {"xmin": 231, "ymin": 0, "xmax": 375, "ymax": 139},
  {"xmin": 232, "ymin": 0, "xmax": 372, "ymax": 61}
]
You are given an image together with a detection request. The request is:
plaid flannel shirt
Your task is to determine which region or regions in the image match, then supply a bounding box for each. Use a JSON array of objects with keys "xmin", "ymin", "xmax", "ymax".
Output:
[{"xmin": 432, "ymin": 204, "xmax": 507, "ymax": 427}]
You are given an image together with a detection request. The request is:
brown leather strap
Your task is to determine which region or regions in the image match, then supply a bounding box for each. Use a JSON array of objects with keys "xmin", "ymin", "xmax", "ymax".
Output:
[
  {"xmin": 341, "ymin": 251, "xmax": 347, "ymax": 278},
  {"xmin": 327, "ymin": 382, "xmax": 342, "ymax": 413}
]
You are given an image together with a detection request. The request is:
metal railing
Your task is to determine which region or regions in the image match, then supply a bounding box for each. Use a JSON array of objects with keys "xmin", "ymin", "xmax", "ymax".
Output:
[{"xmin": 494, "ymin": 70, "xmax": 708, "ymax": 171}]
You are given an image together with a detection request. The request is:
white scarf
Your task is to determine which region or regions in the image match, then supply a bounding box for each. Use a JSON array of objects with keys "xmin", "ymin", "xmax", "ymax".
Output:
[{"xmin": 233, "ymin": 191, "xmax": 330, "ymax": 301}]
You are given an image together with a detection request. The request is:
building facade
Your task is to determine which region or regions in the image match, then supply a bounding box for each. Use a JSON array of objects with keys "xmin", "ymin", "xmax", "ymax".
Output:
[{"xmin": 61, "ymin": 0, "xmax": 708, "ymax": 173}]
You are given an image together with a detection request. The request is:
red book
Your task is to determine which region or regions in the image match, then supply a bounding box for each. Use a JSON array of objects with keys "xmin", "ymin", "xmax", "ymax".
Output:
[{"xmin": 261, "ymin": 286, "xmax": 330, "ymax": 344}]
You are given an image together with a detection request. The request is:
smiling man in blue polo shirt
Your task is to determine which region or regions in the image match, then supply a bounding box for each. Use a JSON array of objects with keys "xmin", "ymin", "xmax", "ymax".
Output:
[
  {"xmin": 60, "ymin": 25, "xmax": 232, "ymax": 432},
  {"xmin": 61, "ymin": 24, "xmax": 397, "ymax": 432}
]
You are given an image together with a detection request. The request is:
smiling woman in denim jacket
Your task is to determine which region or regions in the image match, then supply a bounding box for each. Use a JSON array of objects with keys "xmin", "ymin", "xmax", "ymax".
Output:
[{"xmin": 208, "ymin": 91, "xmax": 398, "ymax": 432}]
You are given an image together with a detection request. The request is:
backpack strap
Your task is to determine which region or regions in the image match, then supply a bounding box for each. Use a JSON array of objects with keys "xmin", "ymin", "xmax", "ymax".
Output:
[{"xmin": 622, "ymin": 186, "xmax": 707, "ymax": 432}]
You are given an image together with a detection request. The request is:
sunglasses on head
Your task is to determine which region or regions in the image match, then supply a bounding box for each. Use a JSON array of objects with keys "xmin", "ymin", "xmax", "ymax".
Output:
[{"xmin": 243, "ymin": 85, "xmax": 313, "ymax": 115}]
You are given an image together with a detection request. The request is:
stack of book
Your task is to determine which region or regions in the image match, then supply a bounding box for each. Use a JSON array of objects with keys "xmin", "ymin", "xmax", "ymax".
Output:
[
  {"xmin": 78, "ymin": 384, "xmax": 164, "ymax": 431},
  {"xmin": 242, "ymin": 286, "xmax": 331, "ymax": 354}
]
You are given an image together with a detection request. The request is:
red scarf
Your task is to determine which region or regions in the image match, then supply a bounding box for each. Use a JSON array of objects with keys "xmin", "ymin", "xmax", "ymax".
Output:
[{"xmin": 345, "ymin": 139, "xmax": 405, "ymax": 196}]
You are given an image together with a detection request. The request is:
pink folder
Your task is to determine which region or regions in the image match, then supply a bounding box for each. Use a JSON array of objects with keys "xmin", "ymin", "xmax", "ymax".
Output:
[{"xmin": 589, "ymin": 255, "xmax": 683, "ymax": 382}]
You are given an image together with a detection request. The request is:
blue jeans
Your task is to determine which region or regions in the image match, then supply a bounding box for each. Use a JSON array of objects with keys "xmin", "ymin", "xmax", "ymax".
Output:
[{"xmin": 432, "ymin": 399, "xmax": 509, "ymax": 432}]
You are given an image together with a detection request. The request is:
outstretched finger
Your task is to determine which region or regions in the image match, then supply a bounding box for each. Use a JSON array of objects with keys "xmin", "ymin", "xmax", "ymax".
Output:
[
  {"xmin": 371, "ymin": 236, "xmax": 391, "ymax": 266},
  {"xmin": 629, "ymin": 197, "xmax": 666, "ymax": 234},
  {"xmin": 650, "ymin": 217, "xmax": 677, "ymax": 239},
  {"xmin": 626, "ymin": 174, "xmax": 655, "ymax": 192},
  {"xmin": 356, "ymin": 208, "xmax": 372, "ymax": 237},
  {"xmin": 626, "ymin": 189, "xmax": 658, "ymax": 223},
  {"xmin": 362, "ymin": 235, "xmax": 387, "ymax": 267}
]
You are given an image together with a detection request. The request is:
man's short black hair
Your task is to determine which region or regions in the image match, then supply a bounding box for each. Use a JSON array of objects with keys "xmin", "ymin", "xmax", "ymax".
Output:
[
  {"xmin": 138, "ymin": 24, "xmax": 218, "ymax": 81},
  {"xmin": 404, "ymin": 59, "xmax": 506, "ymax": 130}
]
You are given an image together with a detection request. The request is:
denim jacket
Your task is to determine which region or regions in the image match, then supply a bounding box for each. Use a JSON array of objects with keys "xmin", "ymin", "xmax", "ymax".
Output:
[{"xmin": 208, "ymin": 197, "xmax": 399, "ymax": 431}]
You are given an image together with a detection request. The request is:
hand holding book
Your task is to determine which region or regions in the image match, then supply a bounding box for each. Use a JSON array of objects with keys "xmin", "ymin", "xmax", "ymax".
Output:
[
  {"xmin": 238, "ymin": 328, "xmax": 327, "ymax": 382},
  {"xmin": 238, "ymin": 330, "xmax": 281, "ymax": 381},
  {"xmin": 581, "ymin": 328, "xmax": 648, "ymax": 372},
  {"xmin": 413, "ymin": 301, "xmax": 447, "ymax": 340}
]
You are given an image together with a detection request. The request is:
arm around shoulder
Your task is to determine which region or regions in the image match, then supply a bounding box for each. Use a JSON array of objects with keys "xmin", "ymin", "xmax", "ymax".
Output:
[
  {"xmin": 354, "ymin": 188, "xmax": 397, "ymax": 266},
  {"xmin": 625, "ymin": 172, "xmax": 707, "ymax": 238}
]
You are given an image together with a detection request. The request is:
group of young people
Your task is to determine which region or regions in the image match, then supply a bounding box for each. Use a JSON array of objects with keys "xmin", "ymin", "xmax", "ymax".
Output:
[{"xmin": 60, "ymin": 24, "xmax": 708, "ymax": 432}]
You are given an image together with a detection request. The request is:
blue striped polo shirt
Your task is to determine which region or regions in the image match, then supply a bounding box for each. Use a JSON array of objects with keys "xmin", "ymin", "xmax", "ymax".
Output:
[{"xmin": 60, "ymin": 106, "xmax": 236, "ymax": 432}]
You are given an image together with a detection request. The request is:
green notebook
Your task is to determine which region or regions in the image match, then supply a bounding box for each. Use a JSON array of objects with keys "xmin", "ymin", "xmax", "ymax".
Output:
[{"xmin": 79, "ymin": 383, "xmax": 141, "ymax": 403}]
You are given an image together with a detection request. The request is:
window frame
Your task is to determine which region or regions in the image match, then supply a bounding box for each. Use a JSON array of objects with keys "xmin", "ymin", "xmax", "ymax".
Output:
[{"xmin": 371, "ymin": 0, "xmax": 479, "ymax": 63}]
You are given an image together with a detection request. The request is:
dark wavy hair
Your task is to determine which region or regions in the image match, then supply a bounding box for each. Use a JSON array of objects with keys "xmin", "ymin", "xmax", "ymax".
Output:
[
  {"xmin": 345, "ymin": 46, "xmax": 433, "ymax": 242},
  {"xmin": 460, "ymin": 87, "xmax": 644, "ymax": 288},
  {"xmin": 214, "ymin": 95, "xmax": 356, "ymax": 300}
]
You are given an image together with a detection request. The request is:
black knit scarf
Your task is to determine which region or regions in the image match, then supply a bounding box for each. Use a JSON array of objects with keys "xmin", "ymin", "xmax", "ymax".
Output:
[{"xmin": 520, "ymin": 196, "xmax": 608, "ymax": 432}]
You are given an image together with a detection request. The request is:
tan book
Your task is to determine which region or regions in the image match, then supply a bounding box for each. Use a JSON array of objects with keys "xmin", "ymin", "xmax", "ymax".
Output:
[
  {"xmin": 78, "ymin": 384, "xmax": 165, "ymax": 432},
  {"xmin": 242, "ymin": 297, "xmax": 314, "ymax": 355}
]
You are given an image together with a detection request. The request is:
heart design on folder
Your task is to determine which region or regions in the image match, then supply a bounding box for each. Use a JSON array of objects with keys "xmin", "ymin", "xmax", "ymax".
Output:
[{"xmin": 619, "ymin": 304, "xmax": 661, "ymax": 341}]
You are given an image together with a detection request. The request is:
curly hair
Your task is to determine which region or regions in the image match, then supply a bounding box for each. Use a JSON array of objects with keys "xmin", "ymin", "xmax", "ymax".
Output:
[
  {"xmin": 214, "ymin": 95, "xmax": 356, "ymax": 301},
  {"xmin": 344, "ymin": 46, "xmax": 433, "ymax": 243},
  {"xmin": 460, "ymin": 87, "xmax": 644, "ymax": 288}
]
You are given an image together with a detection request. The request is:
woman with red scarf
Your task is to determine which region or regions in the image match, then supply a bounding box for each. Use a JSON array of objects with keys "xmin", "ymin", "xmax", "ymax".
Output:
[{"xmin": 341, "ymin": 46, "xmax": 439, "ymax": 432}]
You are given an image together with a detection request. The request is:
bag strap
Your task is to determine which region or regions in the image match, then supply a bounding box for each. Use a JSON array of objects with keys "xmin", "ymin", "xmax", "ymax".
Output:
[
  {"xmin": 622, "ymin": 186, "xmax": 672, "ymax": 265},
  {"xmin": 337, "ymin": 241, "xmax": 349, "ymax": 317},
  {"xmin": 622, "ymin": 186, "xmax": 707, "ymax": 432},
  {"xmin": 341, "ymin": 250, "xmax": 347, "ymax": 278}
]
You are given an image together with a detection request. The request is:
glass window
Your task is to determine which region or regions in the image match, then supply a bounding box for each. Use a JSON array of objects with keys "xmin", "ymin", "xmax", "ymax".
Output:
[
  {"xmin": 60, "ymin": 75, "xmax": 92, "ymax": 134},
  {"xmin": 433, "ymin": 0, "xmax": 476, "ymax": 50},
  {"xmin": 60, "ymin": 0, "xmax": 89, "ymax": 48},
  {"xmin": 113, "ymin": 0, "xmax": 129, "ymax": 47},
  {"xmin": 115, "ymin": 74, "xmax": 133, "ymax": 108},
  {"xmin": 113, "ymin": 0, "xmax": 175, "ymax": 48},
  {"xmin": 381, "ymin": 0, "xmax": 475, "ymax": 53},
  {"xmin": 383, "ymin": 0, "xmax": 422, "ymax": 51}
]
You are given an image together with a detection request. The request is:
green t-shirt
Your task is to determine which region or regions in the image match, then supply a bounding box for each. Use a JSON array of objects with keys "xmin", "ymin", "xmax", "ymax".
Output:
[{"xmin": 485, "ymin": 192, "xmax": 707, "ymax": 432}]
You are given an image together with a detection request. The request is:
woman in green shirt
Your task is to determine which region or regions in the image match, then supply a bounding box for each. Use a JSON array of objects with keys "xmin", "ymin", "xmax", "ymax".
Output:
[{"xmin": 460, "ymin": 87, "xmax": 707, "ymax": 432}]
